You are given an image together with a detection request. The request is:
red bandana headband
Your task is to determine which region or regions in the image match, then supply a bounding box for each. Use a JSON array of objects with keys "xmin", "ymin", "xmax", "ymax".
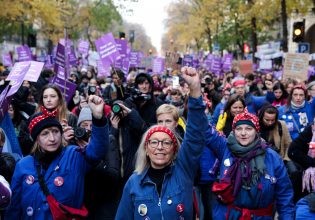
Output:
[
  {"xmin": 145, "ymin": 126, "xmax": 178, "ymax": 148},
  {"xmin": 232, "ymin": 108, "xmax": 260, "ymax": 132},
  {"xmin": 28, "ymin": 106, "xmax": 58, "ymax": 134}
]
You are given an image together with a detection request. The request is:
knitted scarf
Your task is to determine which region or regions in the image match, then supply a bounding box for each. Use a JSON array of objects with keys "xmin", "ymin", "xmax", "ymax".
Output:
[
  {"xmin": 226, "ymin": 133, "xmax": 267, "ymax": 196},
  {"xmin": 291, "ymin": 100, "xmax": 305, "ymax": 110}
]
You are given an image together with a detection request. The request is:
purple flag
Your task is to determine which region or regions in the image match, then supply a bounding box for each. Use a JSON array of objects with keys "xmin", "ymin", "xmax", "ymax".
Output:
[
  {"xmin": 45, "ymin": 55, "xmax": 54, "ymax": 69},
  {"xmin": 0, "ymin": 85, "xmax": 10, "ymax": 122},
  {"xmin": 129, "ymin": 51, "xmax": 140, "ymax": 67},
  {"xmin": 114, "ymin": 39, "xmax": 128, "ymax": 69},
  {"xmin": 16, "ymin": 45, "xmax": 33, "ymax": 62},
  {"xmin": 54, "ymin": 43, "xmax": 65, "ymax": 74},
  {"xmin": 6, "ymin": 65, "xmax": 29, "ymax": 97},
  {"xmin": 211, "ymin": 56, "xmax": 222, "ymax": 75},
  {"xmin": 222, "ymin": 54, "xmax": 233, "ymax": 72},
  {"xmin": 97, "ymin": 60, "xmax": 111, "ymax": 77},
  {"xmin": 182, "ymin": 55, "xmax": 193, "ymax": 67},
  {"xmin": 152, "ymin": 57, "xmax": 165, "ymax": 74},
  {"xmin": 50, "ymin": 76, "xmax": 76, "ymax": 103},
  {"xmin": 95, "ymin": 33, "xmax": 120, "ymax": 66},
  {"xmin": 24, "ymin": 61, "xmax": 44, "ymax": 82},
  {"xmin": 2, "ymin": 53, "xmax": 13, "ymax": 67},
  {"xmin": 121, "ymin": 58, "xmax": 130, "ymax": 75},
  {"xmin": 78, "ymin": 40, "xmax": 90, "ymax": 56}
]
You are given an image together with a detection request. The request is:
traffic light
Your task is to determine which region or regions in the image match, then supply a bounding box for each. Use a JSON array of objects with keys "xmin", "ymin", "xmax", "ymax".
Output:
[
  {"xmin": 119, "ymin": 32, "xmax": 125, "ymax": 40},
  {"xmin": 292, "ymin": 21, "xmax": 304, "ymax": 42},
  {"xmin": 129, "ymin": 30, "xmax": 135, "ymax": 43}
]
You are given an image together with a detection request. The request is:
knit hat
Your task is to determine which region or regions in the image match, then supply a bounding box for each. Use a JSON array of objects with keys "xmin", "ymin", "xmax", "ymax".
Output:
[
  {"xmin": 28, "ymin": 107, "xmax": 62, "ymax": 141},
  {"xmin": 77, "ymin": 107, "xmax": 92, "ymax": 126},
  {"xmin": 232, "ymin": 108, "xmax": 260, "ymax": 132},
  {"xmin": 232, "ymin": 79, "xmax": 246, "ymax": 87}
]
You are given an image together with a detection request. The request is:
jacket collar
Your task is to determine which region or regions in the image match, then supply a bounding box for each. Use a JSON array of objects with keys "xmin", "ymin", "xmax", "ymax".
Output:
[{"xmin": 139, "ymin": 163, "xmax": 175, "ymax": 185}]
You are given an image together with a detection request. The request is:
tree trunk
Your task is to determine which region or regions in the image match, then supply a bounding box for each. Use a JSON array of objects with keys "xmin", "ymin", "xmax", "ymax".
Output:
[
  {"xmin": 205, "ymin": 24, "xmax": 212, "ymax": 53},
  {"xmin": 251, "ymin": 17, "xmax": 258, "ymax": 63},
  {"xmin": 281, "ymin": 0, "xmax": 288, "ymax": 52}
]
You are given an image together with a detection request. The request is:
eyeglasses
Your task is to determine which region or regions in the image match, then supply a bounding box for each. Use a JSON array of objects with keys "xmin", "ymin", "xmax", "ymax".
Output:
[{"xmin": 148, "ymin": 139, "xmax": 173, "ymax": 149}]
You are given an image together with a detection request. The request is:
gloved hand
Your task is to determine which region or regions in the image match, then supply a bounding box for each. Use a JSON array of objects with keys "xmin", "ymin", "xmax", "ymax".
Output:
[{"xmin": 216, "ymin": 112, "xmax": 227, "ymax": 131}]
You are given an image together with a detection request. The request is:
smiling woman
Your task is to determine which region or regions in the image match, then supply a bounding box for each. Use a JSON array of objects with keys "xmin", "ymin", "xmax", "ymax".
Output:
[{"xmin": 115, "ymin": 67, "xmax": 208, "ymax": 220}]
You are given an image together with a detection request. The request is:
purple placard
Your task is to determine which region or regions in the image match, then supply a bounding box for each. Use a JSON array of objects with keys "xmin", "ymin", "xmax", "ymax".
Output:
[
  {"xmin": 54, "ymin": 43, "xmax": 65, "ymax": 74},
  {"xmin": 45, "ymin": 55, "xmax": 54, "ymax": 69},
  {"xmin": 114, "ymin": 39, "xmax": 127, "ymax": 69},
  {"xmin": 95, "ymin": 33, "xmax": 120, "ymax": 66},
  {"xmin": 129, "ymin": 51, "xmax": 140, "ymax": 67},
  {"xmin": 182, "ymin": 55, "xmax": 193, "ymax": 67},
  {"xmin": 50, "ymin": 76, "xmax": 76, "ymax": 103},
  {"xmin": 152, "ymin": 57, "xmax": 165, "ymax": 74},
  {"xmin": 7, "ymin": 61, "xmax": 44, "ymax": 83},
  {"xmin": 192, "ymin": 59, "xmax": 199, "ymax": 68},
  {"xmin": 222, "ymin": 54, "xmax": 233, "ymax": 71},
  {"xmin": 97, "ymin": 60, "xmax": 111, "ymax": 77},
  {"xmin": 16, "ymin": 45, "xmax": 33, "ymax": 62},
  {"xmin": 211, "ymin": 56, "xmax": 222, "ymax": 75},
  {"xmin": 2, "ymin": 53, "xmax": 13, "ymax": 67},
  {"xmin": 121, "ymin": 58, "xmax": 130, "ymax": 75},
  {"xmin": 0, "ymin": 85, "xmax": 10, "ymax": 122},
  {"xmin": 6, "ymin": 65, "xmax": 29, "ymax": 97},
  {"xmin": 308, "ymin": 66, "xmax": 315, "ymax": 78},
  {"xmin": 6, "ymin": 62, "xmax": 30, "ymax": 82},
  {"xmin": 274, "ymin": 70, "xmax": 283, "ymax": 80},
  {"xmin": 78, "ymin": 40, "xmax": 90, "ymax": 56}
]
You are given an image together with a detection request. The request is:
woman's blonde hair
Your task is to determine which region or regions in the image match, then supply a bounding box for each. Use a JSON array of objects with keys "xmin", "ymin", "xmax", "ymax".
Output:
[
  {"xmin": 156, "ymin": 104, "xmax": 179, "ymax": 122},
  {"xmin": 134, "ymin": 125, "xmax": 181, "ymax": 174}
]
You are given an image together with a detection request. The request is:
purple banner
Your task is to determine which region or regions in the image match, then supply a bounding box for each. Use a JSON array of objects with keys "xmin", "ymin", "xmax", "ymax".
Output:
[
  {"xmin": 114, "ymin": 39, "xmax": 127, "ymax": 70},
  {"xmin": 78, "ymin": 40, "xmax": 90, "ymax": 56},
  {"xmin": 50, "ymin": 76, "xmax": 76, "ymax": 103},
  {"xmin": 54, "ymin": 43, "xmax": 65, "ymax": 74},
  {"xmin": 152, "ymin": 57, "xmax": 165, "ymax": 74},
  {"xmin": 182, "ymin": 55, "xmax": 193, "ymax": 67},
  {"xmin": 0, "ymin": 85, "xmax": 10, "ymax": 122},
  {"xmin": 97, "ymin": 60, "xmax": 111, "ymax": 78},
  {"xmin": 45, "ymin": 55, "xmax": 54, "ymax": 69},
  {"xmin": 95, "ymin": 33, "xmax": 120, "ymax": 66},
  {"xmin": 7, "ymin": 61, "xmax": 44, "ymax": 83},
  {"xmin": 129, "ymin": 51, "xmax": 140, "ymax": 67},
  {"xmin": 121, "ymin": 58, "xmax": 130, "ymax": 75},
  {"xmin": 211, "ymin": 56, "xmax": 222, "ymax": 75},
  {"xmin": 222, "ymin": 54, "xmax": 233, "ymax": 72},
  {"xmin": 2, "ymin": 53, "xmax": 13, "ymax": 67},
  {"xmin": 16, "ymin": 45, "xmax": 33, "ymax": 62}
]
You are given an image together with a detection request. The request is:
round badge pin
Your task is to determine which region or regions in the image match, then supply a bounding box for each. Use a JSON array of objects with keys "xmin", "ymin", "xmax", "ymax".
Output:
[
  {"xmin": 282, "ymin": 115, "xmax": 286, "ymax": 119},
  {"xmin": 54, "ymin": 176, "xmax": 64, "ymax": 187},
  {"xmin": 26, "ymin": 206, "xmax": 33, "ymax": 216},
  {"xmin": 224, "ymin": 158, "xmax": 231, "ymax": 167},
  {"xmin": 176, "ymin": 204, "xmax": 184, "ymax": 213},
  {"xmin": 25, "ymin": 175, "xmax": 35, "ymax": 185},
  {"xmin": 288, "ymin": 115, "xmax": 292, "ymax": 120},
  {"xmin": 138, "ymin": 204, "xmax": 147, "ymax": 216},
  {"xmin": 144, "ymin": 216, "xmax": 150, "ymax": 220}
]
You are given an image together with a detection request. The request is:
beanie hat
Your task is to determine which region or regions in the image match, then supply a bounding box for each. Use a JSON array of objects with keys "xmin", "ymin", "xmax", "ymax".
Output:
[
  {"xmin": 232, "ymin": 79, "xmax": 246, "ymax": 87},
  {"xmin": 77, "ymin": 107, "xmax": 92, "ymax": 126},
  {"xmin": 232, "ymin": 108, "xmax": 260, "ymax": 132},
  {"xmin": 28, "ymin": 107, "xmax": 62, "ymax": 141}
]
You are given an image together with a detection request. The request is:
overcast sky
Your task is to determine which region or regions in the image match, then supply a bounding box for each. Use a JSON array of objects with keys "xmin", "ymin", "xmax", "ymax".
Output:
[{"xmin": 114, "ymin": 0, "xmax": 175, "ymax": 55}]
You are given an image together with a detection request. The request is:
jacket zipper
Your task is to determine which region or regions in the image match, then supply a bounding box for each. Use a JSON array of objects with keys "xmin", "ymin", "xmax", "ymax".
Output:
[{"xmin": 119, "ymin": 128, "xmax": 124, "ymax": 178}]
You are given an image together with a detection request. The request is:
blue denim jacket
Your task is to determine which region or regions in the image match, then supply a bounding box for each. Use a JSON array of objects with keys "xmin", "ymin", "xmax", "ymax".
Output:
[
  {"xmin": 115, "ymin": 96, "xmax": 207, "ymax": 220},
  {"xmin": 5, "ymin": 123, "xmax": 109, "ymax": 220}
]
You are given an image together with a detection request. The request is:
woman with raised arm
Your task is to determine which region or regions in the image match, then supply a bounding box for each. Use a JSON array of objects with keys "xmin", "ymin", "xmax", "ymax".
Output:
[
  {"xmin": 115, "ymin": 67, "xmax": 208, "ymax": 220},
  {"xmin": 5, "ymin": 95, "xmax": 109, "ymax": 220}
]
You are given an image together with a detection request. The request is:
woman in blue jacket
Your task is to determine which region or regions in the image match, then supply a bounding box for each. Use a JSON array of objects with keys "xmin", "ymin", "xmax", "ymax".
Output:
[
  {"xmin": 115, "ymin": 67, "xmax": 208, "ymax": 220},
  {"xmin": 278, "ymin": 84, "xmax": 315, "ymax": 140},
  {"xmin": 207, "ymin": 108, "xmax": 294, "ymax": 219},
  {"xmin": 5, "ymin": 95, "xmax": 109, "ymax": 220}
]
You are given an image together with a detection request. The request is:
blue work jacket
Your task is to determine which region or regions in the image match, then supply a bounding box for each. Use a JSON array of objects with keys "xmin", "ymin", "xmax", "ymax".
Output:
[
  {"xmin": 115, "ymin": 96, "xmax": 207, "ymax": 220},
  {"xmin": 5, "ymin": 123, "xmax": 109, "ymax": 220},
  {"xmin": 206, "ymin": 126, "xmax": 295, "ymax": 220}
]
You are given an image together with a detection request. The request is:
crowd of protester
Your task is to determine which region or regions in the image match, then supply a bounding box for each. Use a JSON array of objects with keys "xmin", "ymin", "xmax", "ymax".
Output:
[{"xmin": 0, "ymin": 60, "xmax": 315, "ymax": 219}]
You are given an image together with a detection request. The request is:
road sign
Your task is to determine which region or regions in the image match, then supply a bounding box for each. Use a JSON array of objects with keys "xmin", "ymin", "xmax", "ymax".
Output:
[{"xmin": 298, "ymin": 43, "xmax": 310, "ymax": 53}]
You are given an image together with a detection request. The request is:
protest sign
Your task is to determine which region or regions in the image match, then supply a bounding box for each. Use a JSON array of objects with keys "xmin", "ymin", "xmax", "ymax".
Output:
[
  {"xmin": 2, "ymin": 53, "xmax": 13, "ymax": 67},
  {"xmin": 50, "ymin": 76, "xmax": 76, "ymax": 103},
  {"xmin": 283, "ymin": 53, "xmax": 309, "ymax": 81},
  {"xmin": 97, "ymin": 60, "xmax": 111, "ymax": 77},
  {"xmin": 239, "ymin": 60, "xmax": 253, "ymax": 75},
  {"xmin": 152, "ymin": 57, "xmax": 165, "ymax": 74},
  {"xmin": 182, "ymin": 55, "xmax": 193, "ymax": 67},
  {"xmin": 78, "ymin": 40, "xmax": 90, "ymax": 56},
  {"xmin": 16, "ymin": 45, "xmax": 33, "ymax": 62},
  {"xmin": 95, "ymin": 33, "xmax": 120, "ymax": 66},
  {"xmin": 7, "ymin": 61, "xmax": 44, "ymax": 83}
]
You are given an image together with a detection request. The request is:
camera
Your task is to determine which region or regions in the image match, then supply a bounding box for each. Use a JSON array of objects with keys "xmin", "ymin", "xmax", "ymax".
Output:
[
  {"xmin": 112, "ymin": 103, "xmax": 123, "ymax": 118},
  {"xmin": 131, "ymin": 88, "xmax": 151, "ymax": 101},
  {"xmin": 74, "ymin": 127, "xmax": 91, "ymax": 142},
  {"xmin": 88, "ymin": 86, "xmax": 96, "ymax": 95}
]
